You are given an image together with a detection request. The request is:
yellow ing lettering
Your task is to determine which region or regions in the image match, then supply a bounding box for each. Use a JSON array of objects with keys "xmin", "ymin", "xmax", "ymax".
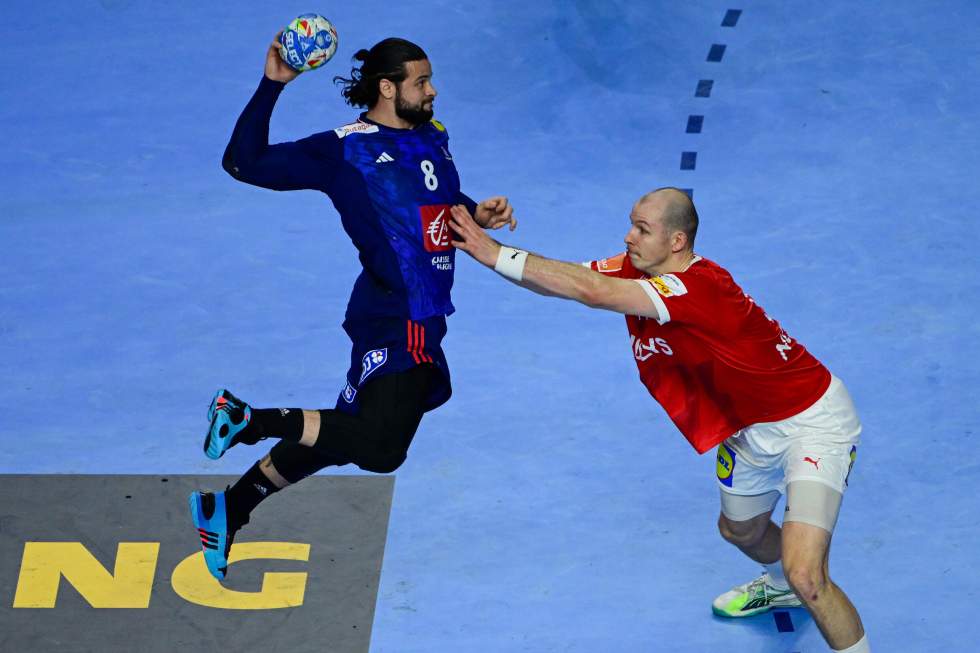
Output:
[
  {"xmin": 13, "ymin": 542, "xmax": 160, "ymax": 608},
  {"xmin": 171, "ymin": 542, "xmax": 310, "ymax": 610}
]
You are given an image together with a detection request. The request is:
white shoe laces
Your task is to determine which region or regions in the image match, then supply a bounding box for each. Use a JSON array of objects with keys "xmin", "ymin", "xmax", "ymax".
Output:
[{"xmin": 747, "ymin": 575, "xmax": 771, "ymax": 599}]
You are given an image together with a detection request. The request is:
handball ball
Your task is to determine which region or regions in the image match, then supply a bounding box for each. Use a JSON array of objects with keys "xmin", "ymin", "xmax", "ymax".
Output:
[{"xmin": 277, "ymin": 14, "xmax": 338, "ymax": 72}]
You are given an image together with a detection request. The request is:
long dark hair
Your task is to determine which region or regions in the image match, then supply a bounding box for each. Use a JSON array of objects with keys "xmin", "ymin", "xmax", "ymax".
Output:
[{"xmin": 333, "ymin": 38, "xmax": 428, "ymax": 108}]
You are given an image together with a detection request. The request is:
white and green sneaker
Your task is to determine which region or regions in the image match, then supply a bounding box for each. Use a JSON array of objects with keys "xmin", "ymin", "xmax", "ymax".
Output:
[{"xmin": 712, "ymin": 573, "xmax": 803, "ymax": 617}]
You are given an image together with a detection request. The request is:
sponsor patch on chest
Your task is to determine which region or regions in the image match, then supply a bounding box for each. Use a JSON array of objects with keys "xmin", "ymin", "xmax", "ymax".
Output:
[
  {"xmin": 649, "ymin": 273, "xmax": 688, "ymax": 297},
  {"xmin": 419, "ymin": 204, "xmax": 452, "ymax": 252}
]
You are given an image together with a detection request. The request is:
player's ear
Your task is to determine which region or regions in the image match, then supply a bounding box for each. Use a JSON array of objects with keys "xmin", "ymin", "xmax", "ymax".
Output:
[
  {"xmin": 671, "ymin": 230, "xmax": 688, "ymax": 253},
  {"xmin": 379, "ymin": 78, "xmax": 396, "ymax": 100}
]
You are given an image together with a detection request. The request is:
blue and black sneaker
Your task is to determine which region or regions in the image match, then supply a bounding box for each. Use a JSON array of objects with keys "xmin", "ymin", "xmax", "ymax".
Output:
[
  {"xmin": 204, "ymin": 389, "xmax": 253, "ymax": 460},
  {"xmin": 189, "ymin": 490, "xmax": 235, "ymax": 581}
]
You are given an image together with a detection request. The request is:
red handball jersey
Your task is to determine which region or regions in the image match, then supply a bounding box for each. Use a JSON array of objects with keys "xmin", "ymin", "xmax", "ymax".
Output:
[{"xmin": 589, "ymin": 253, "xmax": 831, "ymax": 454}]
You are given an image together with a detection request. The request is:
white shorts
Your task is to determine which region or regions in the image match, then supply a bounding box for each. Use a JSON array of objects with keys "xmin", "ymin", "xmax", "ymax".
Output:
[{"xmin": 716, "ymin": 376, "xmax": 861, "ymax": 527}]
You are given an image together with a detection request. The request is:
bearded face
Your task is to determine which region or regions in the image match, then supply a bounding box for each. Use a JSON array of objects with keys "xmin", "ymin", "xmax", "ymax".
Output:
[{"xmin": 394, "ymin": 83, "xmax": 434, "ymax": 125}]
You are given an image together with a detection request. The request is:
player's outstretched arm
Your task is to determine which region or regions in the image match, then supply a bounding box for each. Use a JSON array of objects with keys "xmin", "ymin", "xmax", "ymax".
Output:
[{"xmin": 449, "ymin": 205, "xmax": 660, "ymax": 320}]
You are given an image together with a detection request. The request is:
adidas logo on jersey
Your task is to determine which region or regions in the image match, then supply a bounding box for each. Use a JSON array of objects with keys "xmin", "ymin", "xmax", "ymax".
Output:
[{"xmin": 375, "ymin": 152, "xmax": 394, "ymax": 163}]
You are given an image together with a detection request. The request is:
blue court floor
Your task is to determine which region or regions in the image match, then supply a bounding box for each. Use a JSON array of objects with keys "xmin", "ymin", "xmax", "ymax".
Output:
[{"xmin": 1, "ymin": 2, "xmax": 978, "ymax": 651}]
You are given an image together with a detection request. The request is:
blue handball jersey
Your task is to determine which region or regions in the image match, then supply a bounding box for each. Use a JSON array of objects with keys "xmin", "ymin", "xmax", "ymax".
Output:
[{"xmin": 222, "ymin": 76, "xmax": 477, "ymax": 323}]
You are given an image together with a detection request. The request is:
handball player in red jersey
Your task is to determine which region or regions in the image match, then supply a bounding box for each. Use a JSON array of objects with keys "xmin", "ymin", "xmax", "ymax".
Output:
[{"xmin": 448, "ymin": 188, "xmax": 870, "ymax": 653}]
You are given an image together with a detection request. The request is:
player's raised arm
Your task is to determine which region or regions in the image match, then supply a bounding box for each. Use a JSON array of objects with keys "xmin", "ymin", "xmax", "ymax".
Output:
[
  {"xmin": 222, "ymin": 33, "xmax": 341, "ymax": 192},
  {"xmin": 449, "ymin": 204, "xmax": 659, "ymax": 319}
]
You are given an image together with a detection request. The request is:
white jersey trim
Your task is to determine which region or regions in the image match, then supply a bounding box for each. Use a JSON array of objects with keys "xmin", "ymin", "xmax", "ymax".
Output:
[
  {"xmin": 634, "ymin": 279, "xmax": 671, "ymax": 325},
  {"xmin": 333, "ymin": 120, "xmax": 380, "ymax": 138}
]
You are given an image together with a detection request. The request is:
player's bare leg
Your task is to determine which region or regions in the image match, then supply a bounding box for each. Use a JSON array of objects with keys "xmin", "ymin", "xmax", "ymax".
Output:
[
  {"xmin": 258, "ymin": 452, "xmax": 292, "ymax": 490},
  {"xmin": 299, "ymin": 409, "xmax": 321, "ymax": 446},
  {"xmin": 781, "ymin": 521, "xmax": 865, "ymax": 650},
  {"xmin": 717, "ymin": 511, "xmax": 781, "ymax": 564}
]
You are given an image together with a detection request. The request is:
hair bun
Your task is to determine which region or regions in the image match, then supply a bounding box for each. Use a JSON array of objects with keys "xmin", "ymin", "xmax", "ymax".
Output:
[{"xmin": 353, "ymin": 49, "xmax": 371, "ymax": 62}]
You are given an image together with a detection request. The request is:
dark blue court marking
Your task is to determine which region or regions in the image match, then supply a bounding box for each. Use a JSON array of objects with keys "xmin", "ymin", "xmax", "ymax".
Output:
[
  {"xmin": 773, "ymin": 611, "xmax": 795, "ymax": 633},
  {"xmin": 707, "ymin": 44, "xmax": 727, "ymax": 62},
  {"xmin": 683, "ymin": 12, "xmax": 740, "ymax": 196},
  {"xmin": 722, "ymin": 9, "xmax": 742, "ymax": 27}
]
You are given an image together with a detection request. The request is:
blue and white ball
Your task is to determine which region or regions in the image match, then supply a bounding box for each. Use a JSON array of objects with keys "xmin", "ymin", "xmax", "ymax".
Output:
[{"xmin": 277, "ymin": 14, "xmax": 338, "ymax": 72}]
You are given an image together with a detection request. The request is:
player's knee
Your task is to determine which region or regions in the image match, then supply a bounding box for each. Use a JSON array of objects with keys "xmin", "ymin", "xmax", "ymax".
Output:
[
  {"xmin": 358, "ymin": 448, "xmax": 407, "ymax": 474},
  {"xmin": 345, "ymin": 414, "xmax": 416, "ymax": 474},
  {"xmin": 269, "ymin": 445, "xmax": 338, "ymax": 484},
  {"xmin": 783, "ymin": 561, "xmax": 829, "ymax": 604},
  {"xmin": 717, "ymin": 514, "xmax": 766, "ymax": 548},
  {"xmin": 354, "ymin": 430, "xmax": 408, "ymax": 473}
]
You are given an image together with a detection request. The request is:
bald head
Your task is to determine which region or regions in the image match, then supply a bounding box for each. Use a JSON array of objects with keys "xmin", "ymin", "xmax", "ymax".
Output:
[{"xmin": 636, "ymin": 187, "xmax": 699, "ymax": 250}]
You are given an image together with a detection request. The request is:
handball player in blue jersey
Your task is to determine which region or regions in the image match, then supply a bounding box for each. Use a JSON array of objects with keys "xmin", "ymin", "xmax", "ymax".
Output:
[{"xmin": 189, "ymin": 36, "xmax": 516, "ymax": 580}]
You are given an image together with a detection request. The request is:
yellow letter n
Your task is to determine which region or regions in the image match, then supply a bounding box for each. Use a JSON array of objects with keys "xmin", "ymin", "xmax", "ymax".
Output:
[{"xmin": 13, "ymin": 542, "xmax": 160, "ymax": 608}]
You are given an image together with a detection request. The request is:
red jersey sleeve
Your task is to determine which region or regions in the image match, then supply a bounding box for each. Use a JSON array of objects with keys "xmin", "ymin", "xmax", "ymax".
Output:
[{"xmin": 633, "ymin": 259, "xmax": 721, "ymax": 327}]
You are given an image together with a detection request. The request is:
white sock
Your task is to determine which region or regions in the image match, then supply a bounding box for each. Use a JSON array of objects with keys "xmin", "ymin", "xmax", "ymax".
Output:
[
  {"xmin": 833, "ymin": 633, "xmax": 870, "ymax": 653},
  {"xmin": 764, "ymin": 561, "xmax": 790, "ymax": 590}
]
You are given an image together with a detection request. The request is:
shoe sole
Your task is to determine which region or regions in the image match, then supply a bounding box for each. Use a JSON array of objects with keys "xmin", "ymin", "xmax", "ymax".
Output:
[
  {"xmin": 204, "ymin": 390, "xmax": 233, "ymax": 460},
  {"xmin": 712, "ymin": 600, "xmax": 804, "ymax": 618}
]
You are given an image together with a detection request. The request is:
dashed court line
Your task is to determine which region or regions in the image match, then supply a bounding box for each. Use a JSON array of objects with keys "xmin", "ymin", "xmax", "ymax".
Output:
[
  {"xmin": 774, "ymin": 610, "xmax": 795, "ymax": 633},
  {"xmin": 707, "ymin": 43, "xmax": 727, "ymax": 62},
  {"xmin": 680, "ymin": 8, "xmax": 743, "ymax": 200}
]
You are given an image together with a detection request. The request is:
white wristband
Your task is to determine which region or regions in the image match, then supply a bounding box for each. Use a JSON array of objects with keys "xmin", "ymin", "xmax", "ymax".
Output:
[{"xmin": 494, "ymin": 246, "xmax": 529, "ymax": 281}]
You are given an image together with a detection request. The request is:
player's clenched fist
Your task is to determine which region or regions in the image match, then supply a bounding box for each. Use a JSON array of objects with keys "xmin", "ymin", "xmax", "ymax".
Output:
[{"xmin": 474, "ymin": 196, "xmax": 517, "ymax": 231}]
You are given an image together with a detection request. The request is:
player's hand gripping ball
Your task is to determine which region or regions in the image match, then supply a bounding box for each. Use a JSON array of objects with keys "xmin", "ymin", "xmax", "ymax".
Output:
[{"xmin": 277, "ymin": 14, "xmax": 338, "ymax": 72}]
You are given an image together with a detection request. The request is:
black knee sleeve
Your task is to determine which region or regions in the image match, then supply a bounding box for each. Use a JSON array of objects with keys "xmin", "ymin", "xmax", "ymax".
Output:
[
  {"xmin": 311, "ymin": 365, "xmax": 434, "ymax": 473},
  {"xmin": 269, "ymin": 439, "xmax": 347, "ymax": 484},
  {"xmin": 331, "ymin": 415, "xmax": 409, "ymax": 473},
  {"xmin": 354, "ymin": 444, "xmax": 408, "ymax": 474}
]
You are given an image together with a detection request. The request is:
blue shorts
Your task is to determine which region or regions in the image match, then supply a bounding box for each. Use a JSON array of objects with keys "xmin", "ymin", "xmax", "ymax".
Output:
[{"xmin": 335, "ymin": 315, "xmax": 451, "ymax": 415}]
